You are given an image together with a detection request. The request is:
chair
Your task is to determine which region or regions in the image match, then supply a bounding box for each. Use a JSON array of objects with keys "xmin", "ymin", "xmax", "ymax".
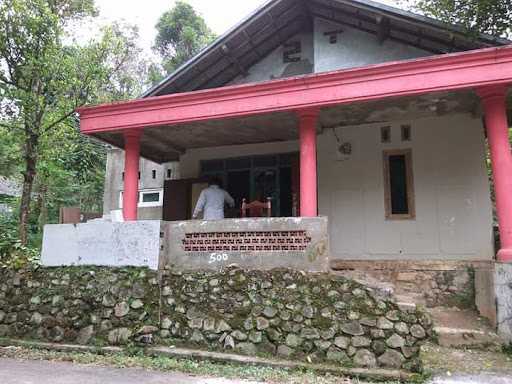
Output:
[{"xmin": 241, "ymin": 198, "xmax": 272, "ymax": 217}]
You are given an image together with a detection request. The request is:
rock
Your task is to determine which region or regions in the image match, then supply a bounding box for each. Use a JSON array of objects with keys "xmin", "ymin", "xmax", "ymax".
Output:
[
  {"xmin": 108, "ymin": 328, "xmax": 132, "ymax": 345},
  {"xmin": 314, "ymin": 340, "xmax": 331, "ymax": 350},
  {"xmin": 377, "ymin": 317, "xmax": 394, "ymax": 329},
  {"xmin": 0, "ymin": 325, "xmax": 9, "ymax": 337},
  {"xmin": 386, "ymin": 334, "xmax": 406, "ymax": 348},
  {"xmin": 401, "ymin": 346, "xmax": 419, "ymax": 358},
  {"xmin": 347, "ymin": 346, "xmax": 357, "ymax": 357},
  {"xmin": 130, "ymin": 299, "xmax": 144, "ymax": 309},
  {"xmin": 203, "ymin": 317, "xmax": 215, "ymax": 332},
  {"xmin": 300, "ymin": 327, "xmax": 320, "ymax": 340},
  {"xmin": 277, "ymin": 345, "xmax": 294, "ymax": 357},
  {"xmin": 50, "ymin": 326, "xmax": 65, "ymax": 342},
  {"xmin": 5, "ymin": 313, "xmax": 16, "ymax": 324},
  {"xmin": 279, "ymin": 310, "xmax": 291, "ymax": 321},
  {"xmin": 77, "ymin": 325, "xmax": 94, "ymax": 344},
  {"xmin": 114, "ymin": 302, "xmax": 130, "ymax": 318},
  {"xmin": 209, "ymin": 279, "xmax": 220, "ymax": 287},
  {"xmin": 410, "ymin": 324, "xmax": 426, "ymax": 339},
  {"xmin": 302, "ymin": 305, "xmax": 314, "ymax": 319},
  {"xmin": 263, "ymin": 306, "xmax": 277, "ymax": 318},
  {"xmin": 215, "ymin": 320, "xmax": 232, "ymax": 333},
  {"xmin": 326, "ymin": 346, "xmax": 347, "ymax": 362},
  {"xmin": 340, "ymin": 321, "xmax": 364, "ymax": 336},
  {"xmin": 161, "ymin": 286, "xmax": 172, "ymax": 296},
  {"xmin": 256, "ymin": 317, "xmax": 270, "ymax": 330},
  {"xmin": 137, "ymin": 325, "xmax": 158, "ymax": 335},
  {"xmin": 266, "ymin": 328, "xmax": 281, "ymax": 342},
  {"xmin": 102, "ymin": 295, "xmax": 116, "ymax": 307},
  {"xmin": 334, "ymin": 336, "xmax": 349, "ymax": 349},
  {"xmin": 320, "ymin": 327, "xmax": 336, "ymax": 340},
  {"xmin": 360, "ymin": 317, "xmax": 377, "ymax": 327},
  {"xmin": 372, "ymin": 340, "xmax": 387, "ymax": 355},
  {"xmin": 30, "ymin": 296, "xmax": 41, "ymax": 305},
  {"xmin": 371, "ymin": 329, "xmax": 386, "ymax": 338},
  {"xmin": 231, "ymin": 330, "xmax": 248, "ymax": 341},
  {"xmin": 243, "ymin": 318, "xmax": 254, "ymax": 331},
  {"xmin": 351, "ymin": 336, "xmax": 371, "ymax": 347},
  {"xmin": 30, "ymin": 312, "xmax": 43, "ymax": 325},
  {"xmin": 190, "ymin": 329, "xmax": 204, "ymax": 343},
  {"xmin": 386, "ymin": 310, "xmax": 400, "ymax": 321},
  {"xmin": 188, "ymin": 318, "xmax": 203, "ymax": 329},
  {"xmin": 224, "ymin": 335, "xmax": 235, "ymax": 349},
  {"xmin": 394, "ymin": 322, "xmax": 409, "ymax": 335},
  {"xmin": 236, "ymin": 342, "xmax": 257, "ymax": 355},
  {"xmin": 378, "ymin": 349, "xmax": 405, "ymax": 368},
  {"xmin": 285, "ymin": 334, "xmax": 303, "ymax": 348},
  {"xmin": 354, "ymin": 349, "xmax": 377, "ymax": 367},
  {"xmin": 100, "ymin": 320, "xmax": 113, "ymax": 332},
  {"xmin": 249, "ymin": 331, "xmax": 262, "ymax": 343},
  {"xmin": 161, "ymin": 317, "xmax": 172, "ymax": 329}
]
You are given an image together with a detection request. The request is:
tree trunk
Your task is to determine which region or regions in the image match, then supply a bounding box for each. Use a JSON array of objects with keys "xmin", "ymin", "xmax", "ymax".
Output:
[
  {"xmin": 37, "ymin": 183, "xmax": 48, "ymax": 233},
  {"xmin": 18, "ymin": 134, "xmax": 38, "ymax": 246}
]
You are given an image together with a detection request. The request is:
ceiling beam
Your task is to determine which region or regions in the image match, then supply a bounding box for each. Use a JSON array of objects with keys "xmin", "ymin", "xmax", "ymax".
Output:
[{"xmin": 376, "ymin": 15, "xmax": 390, "ymax": 44}]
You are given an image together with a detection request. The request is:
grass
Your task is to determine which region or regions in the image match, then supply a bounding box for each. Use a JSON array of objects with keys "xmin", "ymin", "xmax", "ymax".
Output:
[{"xmin": 0, "ymin": 345, "xmax": 398, "ymax": 384}]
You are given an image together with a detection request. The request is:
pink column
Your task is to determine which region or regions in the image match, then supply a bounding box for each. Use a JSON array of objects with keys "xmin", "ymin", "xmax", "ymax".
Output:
[
  {"xmin": 123, "ymin": 130, "xmax": 142, "ymax": 221},
  {"xmin": 297, "ymin": 109, "xmax": 319, "ymax": 217},
  {"xmin": 478, "ymin": 85, "xmax": 512, "ymax": 262}
]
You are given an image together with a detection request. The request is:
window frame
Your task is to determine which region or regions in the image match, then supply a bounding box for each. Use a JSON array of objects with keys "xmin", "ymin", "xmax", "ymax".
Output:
[
  {"xmin": 119, "ymin": 188, "xmax": 164, "ymax": 209},
  {"xmin": 382, "ymin": 149, "xmax": 415, "ymax": 220}
]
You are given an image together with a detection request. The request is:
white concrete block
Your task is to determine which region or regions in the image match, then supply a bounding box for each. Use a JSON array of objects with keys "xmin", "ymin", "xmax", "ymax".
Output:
[{"xmin": 41, "ymin": 224, "xmax": 79, "ymax": 266}]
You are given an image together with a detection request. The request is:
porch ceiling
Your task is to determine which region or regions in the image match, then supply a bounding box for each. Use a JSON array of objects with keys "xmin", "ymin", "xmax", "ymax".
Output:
[{"xmin": 92, "ymin": 90, "xmax": 482, "ymax": 163}]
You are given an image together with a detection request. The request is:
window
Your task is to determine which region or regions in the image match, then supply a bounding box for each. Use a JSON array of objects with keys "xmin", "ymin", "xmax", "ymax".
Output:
[
  {"xmin": 167, "ymin": 169, "xmax": 172, "ymax": 179},
  {"xmin": 383, "ymin": 149, "xmax": 415, "ymax": 220},
  {"xmin": 119, "ymin": 188, "xmax": 163, "ymax": 208},
  {"xmin": 381, "ymin": 126, "xmax": 391, "ymax": 143},
  {"xmin": 152, "ymin": 170, "xmax": 156, "ymax": 179},
  {"xmin": 401, "ymin": 125, "xmax": 411, "ymax": 141}
]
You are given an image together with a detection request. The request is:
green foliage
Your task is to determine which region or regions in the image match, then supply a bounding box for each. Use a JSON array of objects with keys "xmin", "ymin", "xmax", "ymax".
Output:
[
  {"xmin": 0, "ymin": 210, "xmax": 39, "ymax": 268},
  {"xmin": 402, "ymin": 0, "xmax": 512, "ymax": 38},
  {"xmin": 153, "ymin": 1, "xmax": 216, "ymax": 76}
]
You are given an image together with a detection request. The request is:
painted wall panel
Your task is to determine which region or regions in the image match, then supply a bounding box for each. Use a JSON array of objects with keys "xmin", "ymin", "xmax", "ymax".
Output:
[{"xmin": 313, "ymin": 18, "xmax": 431, "ymax": 73}]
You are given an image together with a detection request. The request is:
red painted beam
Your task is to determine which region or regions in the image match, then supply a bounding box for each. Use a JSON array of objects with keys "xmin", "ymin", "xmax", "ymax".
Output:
[{"xmin": 78, "ymin": 46, "xmax": 512, "ymax": 134}]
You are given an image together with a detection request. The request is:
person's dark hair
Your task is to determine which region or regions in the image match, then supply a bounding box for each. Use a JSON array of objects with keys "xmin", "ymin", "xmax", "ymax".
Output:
[{"xmin": 208, "ymin": 176, "xmax": 223, "ymax": 187}]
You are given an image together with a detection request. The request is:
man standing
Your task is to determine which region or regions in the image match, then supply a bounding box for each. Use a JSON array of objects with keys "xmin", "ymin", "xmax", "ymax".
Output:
[{"xmin": 193, "ymin": 177, "xmax": 235, "ymax": 220}]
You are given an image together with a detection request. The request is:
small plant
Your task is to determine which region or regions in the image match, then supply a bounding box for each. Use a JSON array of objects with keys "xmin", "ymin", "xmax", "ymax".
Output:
[
  {"xmin": 0, "ymin": 214, "xmax": 40, "ymax": 269},
  {"xmin": 503, "ymin": 343, "xmax": 512, "ymax": 356}
]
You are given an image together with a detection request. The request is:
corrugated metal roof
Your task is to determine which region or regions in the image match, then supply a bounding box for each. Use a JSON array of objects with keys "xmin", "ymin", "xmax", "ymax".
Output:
[{"xmin": 143, "ymin": 0, "xmax": 510, "ymax": 98}]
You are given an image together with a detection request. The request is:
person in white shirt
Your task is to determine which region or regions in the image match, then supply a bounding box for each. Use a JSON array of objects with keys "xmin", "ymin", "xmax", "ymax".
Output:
[{"xmin": 192, "ymin": 177, "xmax": 235, "ymax": 220}]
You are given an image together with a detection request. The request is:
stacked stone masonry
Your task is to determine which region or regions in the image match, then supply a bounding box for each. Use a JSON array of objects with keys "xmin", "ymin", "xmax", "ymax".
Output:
[{"xmin": 0, "ymin": 266, "xmax": 432, "ymax": 372}]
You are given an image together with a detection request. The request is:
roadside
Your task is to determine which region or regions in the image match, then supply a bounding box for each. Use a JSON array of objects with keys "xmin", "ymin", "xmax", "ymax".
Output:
[{"xmin": 1, "ymin": 342, "xmax": 511, "ymax": 383}]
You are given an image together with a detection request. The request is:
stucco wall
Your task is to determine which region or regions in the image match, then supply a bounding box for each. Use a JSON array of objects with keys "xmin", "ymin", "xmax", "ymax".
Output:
[
  {"xmin": 314, "ymin": 18, "xmax": 430, "ymax": 73},
  {"xmin": 179, "ymin": 113, "xmax": 493, "ymax": 262},
  {"xmin": 103, "ymin": 148, "xmax": 179, "ymax": 219}
]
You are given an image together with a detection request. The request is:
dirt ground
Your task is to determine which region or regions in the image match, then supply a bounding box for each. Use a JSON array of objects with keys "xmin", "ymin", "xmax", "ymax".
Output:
[{"xmin": 421, "ymin": 343, "xmax": 512, "ymax": 375}]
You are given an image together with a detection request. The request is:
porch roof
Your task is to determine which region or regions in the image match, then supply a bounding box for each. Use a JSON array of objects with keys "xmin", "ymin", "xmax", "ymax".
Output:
[{"xmin": 78, "ymin": 45, "xmax": 512, "ymax": 163}]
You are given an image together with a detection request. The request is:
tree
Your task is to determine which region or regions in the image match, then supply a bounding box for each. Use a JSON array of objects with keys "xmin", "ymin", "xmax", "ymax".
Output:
[
  {"xmin": 153, "ymin": 1, "xmax": 216, "ymax": 78},
  {"xmin": 401, "ymin": 0, "xmax": 512, "ymax": 38},
  {"xmin": 0, "ymin": 0, "xmax": 143, "ymax": 244}
]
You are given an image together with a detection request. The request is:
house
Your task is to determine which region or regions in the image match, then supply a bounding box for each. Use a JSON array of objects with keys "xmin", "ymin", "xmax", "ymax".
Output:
[
  {"xmin": 44, "ymin": 0, "xmax": 512, "ymax": 339},
  {"xmin": 0, "ymin": 176, "xmax": 20, "ymax": 215}
]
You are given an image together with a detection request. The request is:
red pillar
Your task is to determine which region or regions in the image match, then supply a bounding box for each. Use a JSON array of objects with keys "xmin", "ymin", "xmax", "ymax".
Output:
[
  {"xmin": 478, "ymin": 85, "xmax": 512, "ymax": 262},
  {"xmin": 297, "ymin": 109, "xmax": 319, "ymax": 217},
  {"xmin": 123, "ymin": 130, "xmax": 141, "ymax": 221}
]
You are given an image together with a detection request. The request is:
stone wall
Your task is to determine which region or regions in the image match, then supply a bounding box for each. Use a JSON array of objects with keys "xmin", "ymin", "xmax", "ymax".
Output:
[{"xmin": 0, "ymin": 266, "xmax": 432, "ymax": 372}]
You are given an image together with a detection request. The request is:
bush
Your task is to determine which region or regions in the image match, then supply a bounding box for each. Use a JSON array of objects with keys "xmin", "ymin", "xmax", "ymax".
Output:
[{"xmin": 0, "ymin": 213, "xmax": 40, "ymax": 268}]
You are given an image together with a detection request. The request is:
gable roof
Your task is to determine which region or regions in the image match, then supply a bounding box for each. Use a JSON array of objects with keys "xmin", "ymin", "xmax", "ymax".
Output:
[{"xmin": 144, "ymin": 0, "xmax": 510, "ymax": 98}]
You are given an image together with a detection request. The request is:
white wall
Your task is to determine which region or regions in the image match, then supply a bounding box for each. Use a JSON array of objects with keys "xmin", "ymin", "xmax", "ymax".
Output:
[
  {"xmin": 179, "ymin": 113, "xmax": 494, "ymax": 261},
  {"xmin": 313, "ymin": 18, "xmax": 431, "ymax": 73},
  {"xmin": 318, "ymin": 113, "xmax": 493, "ymax": 261}
]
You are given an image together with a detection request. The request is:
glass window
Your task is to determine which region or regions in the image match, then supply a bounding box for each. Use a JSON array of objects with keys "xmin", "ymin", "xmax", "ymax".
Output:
[
  {"xmin": 142, "ymin": 192, "xmax": 160, "ymax": 203},
  {"xmin": 383, "ymin": 150, "xmax": 415, "ymax": 219}
]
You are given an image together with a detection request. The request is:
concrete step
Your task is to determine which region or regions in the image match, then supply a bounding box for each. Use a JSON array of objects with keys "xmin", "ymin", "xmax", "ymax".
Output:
[{"xmin": 429, "ymin": 307, "xmax": 501, "ymax": 349}]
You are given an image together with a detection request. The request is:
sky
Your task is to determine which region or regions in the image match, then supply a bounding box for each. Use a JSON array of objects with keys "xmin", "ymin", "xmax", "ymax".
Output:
[{"xmin": 90, "ymin": 0, "xmax": 401, "ymax": 55}]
